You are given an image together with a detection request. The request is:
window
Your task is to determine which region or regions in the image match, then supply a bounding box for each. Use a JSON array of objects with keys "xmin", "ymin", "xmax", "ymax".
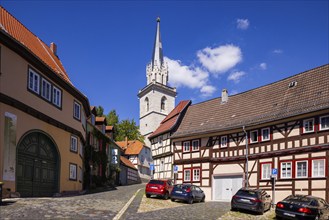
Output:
[
  {"xmin": 250, "ymin": 130, "xmax": 258, "ymax": 143},
  {"xmin": 161, "ymin": 96, "xmax": 167, "ymax": 111},
  {"xmin": 184, "ymin": 169, "xmax": 191, "ymax": 181},
  {"xmin": 74, "ymin": 101, "xmax": 81, "ymax": 120},
  {"xmin": 41, "ymin": 78, "xmax": 51, "ymax": 101},
  {"xmin": 296, "ymin": 161, "xmax": 308, "ymax": 178},
  {"xmin": 280, "ymin": 162, "xmax": 292, "ymax": 178},
  {"xmin": 320, "ymin": 115, "xmax": 329, "ymax": 131},
  {"xmin": 303, "ymin": 118, "xmax": 314, "ymax": 133},
  {"xmin": 192, "ymin": 140, "xmax": 199, "ymax": 151},
  {"xmin": 70, "ymin": 136, "xmax": 78, "ymax": 152},
  {"xmin": 69, "ymin": 163, "xmax": 77, "ymax": 181},
  {"xmin": 53, "ymin": 86, "xmax": 62, "ymax": 107},
  {"xmin": 28, "ymin": 68, "xmax": 40, "ymax": 94},
  {"xmin": 145, "ymin": 97, "xmax": 149, "ymax": 112},
  {"xmin": 261, "ymin": 128, "xmax": 270, "ymax": 141},
  {"xmin": 183, "ymin": 141, "xmax": 190, "ymax": 152},
  {"xmin": 221, "ymin": 136, "xmax": 227, "ymax": 148},
  {"xmin": 193, "ymin": 169, "xmax": 200, "ymax": 181},
  {"xmin": 261, "ymin": 163, "xmax": 271, "ymax": 180},
  {"xmin": 159, "ymin": 136, "xmax": 163, "ymax": 147},
  {"xmin": 312, "ymin": 159, "xmax": 325, "ymax": 177},
  {"xmin": 160, "ymin": 160, "xmax": 164, "ymax": 172}
]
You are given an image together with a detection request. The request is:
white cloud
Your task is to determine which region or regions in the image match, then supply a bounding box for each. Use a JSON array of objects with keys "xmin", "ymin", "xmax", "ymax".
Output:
[
  {"xmin": 227, "ymin": 71, "xmax": 246, "ymax": 83},
  {"xmin": 259, "ymin": 62, "xmax": 267, "ymax": 70},
  {"xmin": 165, "ymin": 57, "xmax": 216, "ymax": 97},
  {"xmin": 273, "ymin": 49, "xmax": 283, "ymax": 54},
  {"xmin": 237, "ymin": 19, "xmax": 250, "ymax": 30},
  {"xmin": 197, "ymin": 44, "xmax": 242, "ymax": 75}
]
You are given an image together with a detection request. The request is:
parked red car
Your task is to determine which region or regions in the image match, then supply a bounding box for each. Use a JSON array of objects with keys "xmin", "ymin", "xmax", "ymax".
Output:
[{"xmin": 145, "ymin": 179, "xmax": 174, "ymax": 200}]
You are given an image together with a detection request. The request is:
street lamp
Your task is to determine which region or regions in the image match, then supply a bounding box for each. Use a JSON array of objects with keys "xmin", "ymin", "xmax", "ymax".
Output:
[{"xmin": 243, "ymin": 126, "xmax": 248, "ymax": 188}]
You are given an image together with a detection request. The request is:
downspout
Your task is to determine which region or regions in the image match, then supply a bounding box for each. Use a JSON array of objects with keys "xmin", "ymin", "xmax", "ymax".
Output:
[{"xmin": 243, "ymin": 126, "xmax": 248, "ymax": 188}]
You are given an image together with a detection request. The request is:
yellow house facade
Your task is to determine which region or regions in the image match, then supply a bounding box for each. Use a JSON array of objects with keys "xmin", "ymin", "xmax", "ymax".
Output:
[{"xmin": 0, "ymin": 6, "xmax": 90, "ymax": 196}]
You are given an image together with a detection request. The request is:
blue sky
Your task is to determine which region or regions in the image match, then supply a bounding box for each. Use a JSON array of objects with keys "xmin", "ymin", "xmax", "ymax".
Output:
[{"xmin": 3, "ymin": 1, "xmax": 328, "ymax": 124}]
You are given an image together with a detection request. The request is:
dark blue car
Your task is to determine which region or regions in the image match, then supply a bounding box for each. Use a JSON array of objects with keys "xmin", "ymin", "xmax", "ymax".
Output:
[{"xmin": 170, "ymin": 184, "xmax": 205, "ymax": 204}]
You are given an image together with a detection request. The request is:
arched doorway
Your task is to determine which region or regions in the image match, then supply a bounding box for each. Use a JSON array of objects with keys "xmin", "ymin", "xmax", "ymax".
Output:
[{"xmin": 16, "ymin": 131, "xmax": 59, "ymax": 197}]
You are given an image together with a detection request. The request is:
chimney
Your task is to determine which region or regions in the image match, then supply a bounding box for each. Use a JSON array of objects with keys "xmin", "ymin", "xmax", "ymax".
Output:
[
  {"xmin": 50, "ymin": 42, "xmax": 57, "ymax": 56},
  {"xmin": 125, "ymin": 136, "xmax": 128, "ymax": 149},
  {"xmin": 221, "ymin": 89, "xmax": 228, "ymax": 104}
]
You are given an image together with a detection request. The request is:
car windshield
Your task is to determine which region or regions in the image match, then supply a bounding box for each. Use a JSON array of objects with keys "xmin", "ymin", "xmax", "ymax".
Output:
[
  {"xmin": 149, "ymin": 180, "xmax": 164, "ymax": 185},
  {"xmin": 236, "ymin": 190, "xmax": 258, "ymax": 198}
]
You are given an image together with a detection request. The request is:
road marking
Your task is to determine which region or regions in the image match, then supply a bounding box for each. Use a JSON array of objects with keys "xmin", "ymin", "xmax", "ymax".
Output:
[{"xmin": 113, "ymin": 188, "xmax": 142, "ymax": 220}]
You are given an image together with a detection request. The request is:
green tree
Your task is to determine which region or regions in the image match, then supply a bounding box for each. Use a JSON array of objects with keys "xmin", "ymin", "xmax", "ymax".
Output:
[
  {"xmin": 96, "ymin": 106, "xmax": 104, "ymax": 116},
  {"xmin": 106, "ymin": 110, "xmax": 119, "ymax": 126},
  {"xmin": 116, "ymin": 119, "xmax": 144, "ymax": 142}
]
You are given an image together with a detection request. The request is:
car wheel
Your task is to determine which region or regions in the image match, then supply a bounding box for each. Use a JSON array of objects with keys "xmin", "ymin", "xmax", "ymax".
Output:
[
  {"xmin": 163, "ymin": 192, "xmax": 169, "ymax": 200},
  {"xmin": 171, "ymin": 198, "xmax": 175, "ymax": 202},
  {"xmin": 201, "ymin": 196, "xmax": 205, "ymax": 202},
  {"xmin": 146, "ymin": 194, "xmax": 150, "ymax": 198},
  {"xmin": 231, "ymin": 206, "xmax": 237, "ymax": 212},
  {"xmin": 188, "ymin": 197, "xmax": 193, "ymax": 204},
  {"xmin": 258, "ymin": 208, "xmax": 264, "ymax": 215}
]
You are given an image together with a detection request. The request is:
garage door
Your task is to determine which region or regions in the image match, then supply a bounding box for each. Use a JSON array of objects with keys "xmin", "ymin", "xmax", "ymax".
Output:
[
  {"xmin": 16, "ymin": 132, "xmax": 59, "ymax": 197},
  {"xmin": 213, "ymin": 175, "xmax": 243, "ymax": 201}
]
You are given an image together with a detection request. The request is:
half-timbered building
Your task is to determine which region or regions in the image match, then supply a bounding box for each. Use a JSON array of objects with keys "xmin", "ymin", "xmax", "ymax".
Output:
[
  {"xmin": 171, "ymin": 64, "xmax": 329, "ymax": 202},
  {"xmin": 149, "ymin": 100, "xmax": 191, "ymax": 179}
]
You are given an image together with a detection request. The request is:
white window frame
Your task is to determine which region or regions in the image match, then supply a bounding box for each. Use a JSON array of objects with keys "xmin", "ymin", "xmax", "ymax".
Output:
[
  {"xmin": 250, "ymin": 130, "xmax": 258, "ymax": 143},
  {"xmin": 74, "ymin": 101, "xmax": 81, "ymax": 120},
  {"xmin": 184, "ymin": 169, "xmax": 191, "ymax": 181},
  {"xmin": 70, "ymin": 136, "xmax": 78, "ymax": 152},
  {"xmin": 303, "ymin": 118, "xmax": 314, "ymax": 133},
  {"xmin": 312, "ymin": 159, "xmax": 325, "ymax": 177},
  {"xmin": 160, "ymin": 160, "xmax": 164, "ymax": 172},
  {"xmin": 296, "ymin": 160, "xmax": 308, "ymax": 178},
  {"xmin": 41, "ymin": 78, "xmax": 51, "ymax": 101},
  {"xmin": 192, "ymin": 140, "xmax": 199, "ymax": 151},
  {"xmin": 52, "ymin": 86, "xmax": 62, "ymax": 107},
  {"xmin": 69, "ymin": 163, "xmax": 77, "ymax": 181},
  {"xmin": 221, "ymin": 136, "xmax": 227, "ymax": 148},
  {"xmin": 280, "ymin": 162, "xmax": 292, "ymax": 179},
  {"xmin": 320, "ymin": 115, "xmax": 329, "ymax": 131},
  {"xmin": 261, "ymin": 128, "xmax": 270, "ymax": 141},
  {"xmin": 193, "ymin": 169, "xmax": 200, "ymax": 181},
  {"xmin": 261, "ymin": 163, "xmax": 271, "ymax": 180},
  {"xmin": 28, "ymin": 68, "xmax": 40, "ymax": 94},
  {"xmin": 183, "ymin": 141, "xmax": 190, "ymax": 152}
]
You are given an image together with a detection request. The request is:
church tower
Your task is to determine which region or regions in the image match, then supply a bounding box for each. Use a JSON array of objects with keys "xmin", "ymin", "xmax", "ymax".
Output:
[{"xmin": 138, "ymin": 17, "xmax": 177, "ymax": 147}]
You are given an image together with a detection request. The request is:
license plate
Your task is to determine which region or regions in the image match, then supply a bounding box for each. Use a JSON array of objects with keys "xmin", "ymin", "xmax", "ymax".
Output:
[
  {"xmin": 240, "ymin": 199, "xmax": 250, "ymax": 202},
  {"xmin": 283, "ymin": 212, "xmax": 295, "ymax": 217},
  {"xmin": 151, "ymin": 186, "xmax": 157, "ymax": 189},
  {"xmin": 175, "ymin": 191, "xmax": 182, "ymax": 194}
]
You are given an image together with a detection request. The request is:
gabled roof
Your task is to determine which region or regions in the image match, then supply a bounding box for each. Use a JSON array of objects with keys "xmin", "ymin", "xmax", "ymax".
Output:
[
  {"xmin": 172, "ymin": 64, "xmax": 329, "ymax": 139},
  {"xmin": 0, "ymin": 6, "xmax": 70, "ymax": 83},
  {"xmin": 120, "ymin": 156, "xmax": 137, "ymax": 170},
  {"xmin": 116, "ymin": 140, "xmax": 147, "ymax": 155},
  {"xmin": 149, "ymin": 100, "xmax": 191, "ymax": 139}
]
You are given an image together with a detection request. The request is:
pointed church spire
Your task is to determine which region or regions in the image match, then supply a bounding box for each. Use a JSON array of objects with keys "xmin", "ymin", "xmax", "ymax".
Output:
[{"xmin": 151, "ymin": 17, "xmax": 164, "ymax": 70}]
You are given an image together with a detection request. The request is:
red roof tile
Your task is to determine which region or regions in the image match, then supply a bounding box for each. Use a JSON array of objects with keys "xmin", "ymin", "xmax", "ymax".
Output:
[
  {"xmin": 149, "ymin": 100, "xmax": 191, "ymax": 138},
  {"xmin": 172, "ymin": 64, "xmax": 329, "ymax": 138},
  {"xmin": 120, "ymin": 156, "xmax": 137, "ymax": 170},
  {"xmin": 116, "ymin": 140, "xmax": 147, "ymax": 155},
  {"xmin": 0, "ymin": 6, "xmax": 71, "ymax": 83}
]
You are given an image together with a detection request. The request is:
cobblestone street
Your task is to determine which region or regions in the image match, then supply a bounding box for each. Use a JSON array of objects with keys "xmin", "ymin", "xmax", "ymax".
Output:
[{"xmin": 0, "ymin": 183, "xmax": 232, "ymax": 220}]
